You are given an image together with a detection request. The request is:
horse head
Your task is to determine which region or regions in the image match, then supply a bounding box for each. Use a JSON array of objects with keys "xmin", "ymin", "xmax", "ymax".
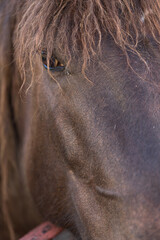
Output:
[{"xmin": 1, "ymin": 0, "xmax": 160, "ymax": 239}]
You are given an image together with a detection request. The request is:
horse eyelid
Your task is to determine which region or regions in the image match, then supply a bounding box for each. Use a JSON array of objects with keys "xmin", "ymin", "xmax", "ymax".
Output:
[
  {"xmin": 43, "ymin": 63, "xmax": 65, "ymax": 72},
  {"xmin": 41, "ymin": 51, "xmax": 65, "ymax": 72}
]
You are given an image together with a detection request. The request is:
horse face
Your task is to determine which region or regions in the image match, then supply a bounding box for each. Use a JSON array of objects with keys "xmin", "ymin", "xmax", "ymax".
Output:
[{"xmin": 24, "ymin": 37, "xmax": 160, "ymax": 240}]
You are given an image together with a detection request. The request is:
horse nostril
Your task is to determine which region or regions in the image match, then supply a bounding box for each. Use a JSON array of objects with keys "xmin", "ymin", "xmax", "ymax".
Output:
[{"xmin": 95, "ymin": 186, "xmax": 121, "ymax": 200}]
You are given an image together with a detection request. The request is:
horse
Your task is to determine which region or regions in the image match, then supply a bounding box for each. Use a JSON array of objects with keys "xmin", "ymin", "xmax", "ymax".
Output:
[{"xmin": 1, "ymin": 0, "xmax": 160, "ymax": 239}]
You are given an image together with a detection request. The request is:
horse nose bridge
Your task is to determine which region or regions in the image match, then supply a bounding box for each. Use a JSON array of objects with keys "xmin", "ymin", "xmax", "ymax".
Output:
[
  {"xmin": 123, "ymin": 163, "xmax": 160, "ymax": 206},
  {"xmin": 68, "ymin": 169, "xmax": 123, "ymax": 239},
  {"xmin": 68, "ymin": 168, "xmax": 160, "ymax": 240},
  {"xmin": 124, "ymin": 197, "xmax": 160, "ymax": 240},
  {"xmin": 119, "ymin": 171, "xmax": 160, "ymax": 239}
]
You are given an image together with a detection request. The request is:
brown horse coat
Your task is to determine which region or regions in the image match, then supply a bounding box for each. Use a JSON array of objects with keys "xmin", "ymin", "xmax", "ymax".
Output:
[{"xmin": 1, "ymin": 0, "xmax": 160, "ymax": 239}]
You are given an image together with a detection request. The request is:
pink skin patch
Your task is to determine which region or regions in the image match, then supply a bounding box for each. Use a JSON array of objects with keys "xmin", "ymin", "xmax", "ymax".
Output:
[{"xmin": 19, "ymin": 222, "xmax": 63, "ymax": 240}]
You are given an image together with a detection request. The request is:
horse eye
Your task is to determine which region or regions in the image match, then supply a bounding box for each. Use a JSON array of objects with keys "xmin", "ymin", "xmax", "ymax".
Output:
[{"xmin": 41, "ymin": 51, "xmax": 65, "ymax": 72}]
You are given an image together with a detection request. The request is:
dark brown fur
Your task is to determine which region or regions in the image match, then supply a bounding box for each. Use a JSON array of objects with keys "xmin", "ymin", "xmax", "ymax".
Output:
[
  {"xmin": 14, "ymin": 0, "xmax": 160, "ymax": 77},
  {"xmin": 1, "ymin": 0, "xmax": 160, "ymax": 239}
]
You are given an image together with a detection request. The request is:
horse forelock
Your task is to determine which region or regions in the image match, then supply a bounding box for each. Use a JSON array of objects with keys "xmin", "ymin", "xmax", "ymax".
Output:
[{"xmin": 14, "ymin": 0, "xmax": 160, "ymax": 77}]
